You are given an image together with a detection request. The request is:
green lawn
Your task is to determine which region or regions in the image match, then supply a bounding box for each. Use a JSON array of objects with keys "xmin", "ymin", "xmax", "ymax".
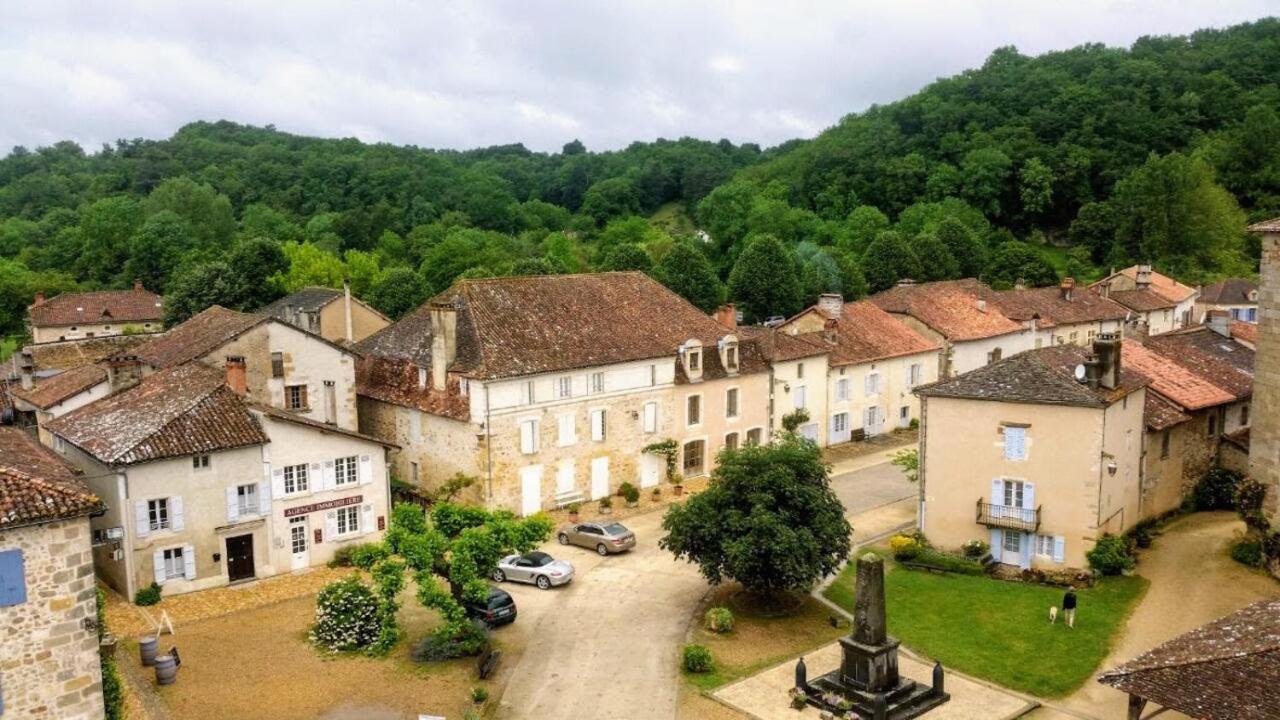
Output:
[{"xmin": 823, "ymin": 560, "xmax": 1148, "ymax": 698}]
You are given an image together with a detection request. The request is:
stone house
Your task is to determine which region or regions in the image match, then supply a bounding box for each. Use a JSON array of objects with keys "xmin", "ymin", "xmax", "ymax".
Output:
[
  {"xmin": 870, "ymin": 279, "xmax": 1039, "ymax": 378},
  {"xmin": 0, "ymin": 427, "xmax": 105, "ymax": 719},
  {"xmin": 737, "ymin": 325, "xmax": 830, "ymax": 446},
  {"xmin": 7, "ymin": 363, "xmax": 112, "ymax": 445},
  {"xmin": 916, "ymin": 338, "xmax": 1147, "ymax": 570},
  {"xmin": 777, "ymin": 294, "xmax": 940, "ymax": 443},
  {"xmin": 1195, "ymin": 278, "xmax": 1259, "ymax": 323},
  {"xmin": 27, "ymin": 281, "xmax": 164, "ymax": 343},
  {"xmin": 355, "ymin": 272, "xmax": 772, "ymax": 514},
  {"xmin": 987, "ymin": 278, "xmax": 1131, "ymax": 348},
  {"xmin": 44, "ymin": 362, "xmax": 391, "ymax": 600},
  {"xmin": 1091, "ymin": 265, "xmax": 1198, "ymax": 334},
  {"xmin": 257, "ymin": 283, "xmax": 391, "ymax": 344},
  {"xmin": 1246, "ymin": 218, "xmax": 1279, "ymax": 517}
]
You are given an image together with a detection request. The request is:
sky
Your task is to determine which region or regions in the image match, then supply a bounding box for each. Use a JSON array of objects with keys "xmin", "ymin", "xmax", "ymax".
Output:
[{"xmin": 3, "ymin": 1, "xmax": 1278, "ymax": 155}]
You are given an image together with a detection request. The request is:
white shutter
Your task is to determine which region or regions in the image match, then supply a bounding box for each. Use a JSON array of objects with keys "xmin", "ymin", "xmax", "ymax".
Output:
[
  {"xmin": 1053, "ymin": 536, "xmax": 1065, "ymax": 564},
  {"xmin": 258, "ymin": 478, "xmax": 272, "ymax": 513},
  {"xmin": 153, "ymin": 550, "xmax": 166, "ymax": 584},
  {"xmin": 591, "ymin": 409, "xmax": 605, "ymax": 441},
  {"xmin": 864, "ymin": 375, "xmax": 873, "ymax": 395},
  {"xmin": 226, "ymin": 486, "xmax": 240, "ymax": 523},
  {"xmin": 182, "ymin": 544, "xmax": 196, "ymax": 580},
  {"xmin": 991, "ymin": 478, "xmax": 1002, "ymax": 505},
  {"xmin": 271, "ymin": 467, "xmax": 286, "ymax": 497},
  {"xmin": 358, "ymin": 454, "xmax": 372, "ymax": 485},
  {"xmin": 793, "ymin": 386, "xmax": 806, "ymax": 409},
  {"xmin": 520, "ymin": 420, "xmax": 537, "ymax": 454},
  {"xmin": 169, "ymin": 496, "xmax": 184, "ymax": 531},
  {"xmin": 324, "ymin": 511, "xmax": 338, "ymax": 542},
  {"xmin": 1004, "ymin": 427, "xmax": 1026, "ymax": 460},
  {"xmin": 558, "ymin": 414, "xmax": 576, "ymax": 447},
  {"xmin": 323, "ymin": 460, "xmax": 336, "ymax": 490},
  {"xmin": 136, "ymin": 501, "xmax": 150, "ymax": 538},
  {"xmin": 1023, "ymin": 481, "xmax": 1036, "ymax": 511},
  {"xmin": 362, "ymin": 503, "xmax": 375, "ymax": 536},
  {"xmin": 643, "ymin": 402, "xmax": 657, "ymax": 433}
]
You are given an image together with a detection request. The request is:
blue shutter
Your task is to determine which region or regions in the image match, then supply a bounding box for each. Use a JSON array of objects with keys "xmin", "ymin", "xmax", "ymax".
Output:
[{"xmin": 0, "ymin": 549, "xmax": 27, "ymax": 607}]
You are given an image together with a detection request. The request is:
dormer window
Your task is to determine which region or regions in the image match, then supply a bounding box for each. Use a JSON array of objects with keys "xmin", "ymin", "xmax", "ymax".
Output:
[
  {"xmin": 681, "ymin": 340, "xmax": 703, "ymax": 381},
  {"xmin": 718, "ymin": 335, "xmax": 739, "ymax": 374},
  {"xmin": 688, "ymin": 349, "xmax": 701, "ymax": 371}
]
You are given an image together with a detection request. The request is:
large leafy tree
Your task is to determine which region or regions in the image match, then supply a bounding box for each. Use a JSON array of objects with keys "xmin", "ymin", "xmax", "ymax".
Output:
[
  {"xmin": 933, "ymin": 217, "xmax": 988, "ymax": 279},
  {"xmin": 367, "ymin": 267, "xmax": 428, "ymax": 319},
  {"xmin": 727, "ymin": 233, "xmax": 803, "ymax": 322},
  {"xmin": 599, "ymin": 243, "xmax": 652, "ymax": 273},
  {"xmin": 653, "ymin": 242, "xmax": 724, "ymax": 313},
  {"xmin": 163, "ymin": 261, "xmax": 248, "ymax": 323},
  {"xmin": 660, "ymin": 437, "xmax": 852, "ymax": 598},
  {"xmin": 861, "ymin": 230, "xmax": 923, "ymax": 293},
  {"xmin": 986, "ymin": 241, "xmax": 1059, "ymax": 289}
]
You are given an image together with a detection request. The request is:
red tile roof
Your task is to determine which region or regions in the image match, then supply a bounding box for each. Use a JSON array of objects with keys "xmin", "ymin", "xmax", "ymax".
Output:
[
  {"xmin": 0, "ymin": 426, "xmax": 81, "ymax": 479},
  {"xmin": 1145, "ymin": 328, "xmax": 1253, "ymax": 401},
  {"xmin": 1093, "ymin": 266, "xmax": 1197, "ymax": 304},
  {"xmin": 783, "ymin": 301, "xmax": 939, "ymax": 366},
  {"xmin": 1108, "ymin": 289, "xmax": 1177, "ymax": 312},
  {"xmin": 988, "ymin": 286, "xmax": 1130, "ymax": 328},
  {"xmin": 28, "ymin": 287, "xmax": 162, "ymax": 327},
  {"xmin": 870, "ymin": 279, "xmax": 1024, "ymax": 342},
  {"xmin": 354, "ymin": 355, "xmax": 471, "ymax": 421},
  {"xmin": 736, "ymin": 326, "xmax": 828, "ymax": 362},
  {"xmin": 0, "ymin": 427, "xmax": 102, "ymax": 528},
  {"xmin": 1121, "ymin": 340, "xmax": 1234, "ymax": 411},
  {"xmin": 250, "ymin": 403, "xmax": 397, "ymax": 448},
  {"xmin": 1231, "ymin": 321, "xmax": 1258, "ymax": 348},
  {"xmin": 132, "ymin": 306, "xmax": 265, "ymax": 368},
  {"xmin": 46, "ymin": 363, "xmax": 268, "ymax": 465},
  {"xmin": 9, "ymin": 365, "xmax": 107, "ymax": 409}
]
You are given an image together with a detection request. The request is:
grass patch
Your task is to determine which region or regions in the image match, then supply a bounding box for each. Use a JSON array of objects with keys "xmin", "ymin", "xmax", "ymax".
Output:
[
  {"xmin": 823, "ymin": 560, "xmax": 1147, "ymax": 698},
  {"xmin": 650, "ymin": 201, "xmax": 696, "ymax": 236},
  {"xmin": 0, "ymin": 337, "xmax": 17, "ymax": 363}
]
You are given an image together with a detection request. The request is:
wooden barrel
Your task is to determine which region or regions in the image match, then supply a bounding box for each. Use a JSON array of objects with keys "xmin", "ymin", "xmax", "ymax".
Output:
[
  {"xmin": 155, "ymin": 654, "xmax": 177, "ymax": 685},
  {"xmin": 139, "ymin": 636, "xmax": 158, "ymax": 666}
]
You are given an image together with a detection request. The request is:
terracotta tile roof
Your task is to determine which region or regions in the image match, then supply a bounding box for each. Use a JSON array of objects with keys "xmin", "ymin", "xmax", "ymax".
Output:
[
  {"xmin": 1098, "ymin": 598, "xmax": 1280, "ymax": 719},
  {"xmin": 132, "ymin": 306, "xmax": 266, "ymax": 369},
  {"xmin": 25, "ymin": 334, "xmax": 155, "ymax": 372},
  {"xmin": 1144, "ymin": 328, "xmax": 1252, "ymax": 400},
  {"xmin": 916, "ymin": 344, "xmax": 1142, "ymax": 408},
  {"xmin": 0, "ymin": 427, "xmax": 102, "ymax": 528},
  {"xmin": 9, "ymin": 365, "xmax": 107, "ymax": 409},
  {"xmin": 1198, "ymin": 278, "xmax": 1258, "ymax": 305},
  {"xmin": 250, "ymin": 403, "xmax": 397, "ymax": 448},
  {"xmin": 1120, "ymin": 340, "xmax": 1235, "ymax": 411},
  {"xmin": 1092, "ymin": 266, "xmax": 1197, "ymax": 304},
  {"xmin": 782, "ymin": 301, "xmax": 939, "ymax": 366},
  {"xmin": 1231, "ymin": 321, "xmax": 1258, "ymax": 348},
  {"xmin": 46, "ymin": 363, "xmax": 268, "ymax": 465},
  {"xmin": 28, "ymin": 287, "xmax": 163, "ymax": 327},
  {"xmin": 1145, "ymin": 392, "xmax": 1191, "ymax": 430},
  {"xmin": 870, "ymin": 279, "xmax": 1024, "ymax": 342},
  {"xmin": 988, "ymin": 286, "xmax": 1130, "ymax": 328},
  {"xmin": 1247, "ymin": 217, "xmax": 1280, "ymax": 233},
  {"xmin": 1108, "ymin": 289, "xmax": 1177, "ymax": 312},
  {"xmin": 736, "ymin": 326, "xmax": 828, "ymax": 362},
  {"xmin": 674, "ymin": 337, "xmax": 768, "ymax": 383},
  {"xmin": 354, "ymin": 355, "xmax": 471, "ymax": 421}
]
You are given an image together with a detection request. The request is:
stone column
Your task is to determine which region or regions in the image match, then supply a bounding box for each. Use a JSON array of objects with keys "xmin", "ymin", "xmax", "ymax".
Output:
[
  {"xmin": 1248, "ymin": 221, "xmax": 1280, "ymax": 520},
  {"xmin": 854, "ymin": 552, "xmax": 888, "ymax": 646}
]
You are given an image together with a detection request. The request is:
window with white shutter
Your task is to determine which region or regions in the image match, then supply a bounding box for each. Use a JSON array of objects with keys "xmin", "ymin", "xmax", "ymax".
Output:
[
  {"xmin": 1003, "ymin": 427, "xmax": 1028, "ymax": 460},
  {"xmin": 591, "ymin": 409, "xmax": 606, "ymax": 442},
  {"xmin": 835, "ymin": 378, "xmax": 849, "ymax": 402},
  {"xmin": 557, "ymin": 414, "xmax": 577, "ymax": 447},
  {"xmin": 793, "ymin": 385, "xmax": 806, "ymax": 410},
  {"xmin": 643, "ymin": 402, "xmax": 658, "ymax": 434},
  {"xmin": 865, "ymin": 373, "xmax": 880, "ymax": 395},
  {"xmin": 520, "ymin": 419, "xmax": 540, "ymax": 454}
]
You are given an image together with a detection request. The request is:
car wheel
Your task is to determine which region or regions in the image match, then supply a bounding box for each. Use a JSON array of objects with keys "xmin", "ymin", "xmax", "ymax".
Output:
[
  {"xmin": 536, "ymin": 575, "xmax": 551, "ymax": 590},
  {"xmin": 596, "ymin": 543, "xmax": 609, "ymax": 556},
  {"xmin": 494, "ymin": 569, "xmax": 508, "ymax": 583},
  {"xmin": 558, "ymin": 533, "xmax": 569, "ymax": 545}
]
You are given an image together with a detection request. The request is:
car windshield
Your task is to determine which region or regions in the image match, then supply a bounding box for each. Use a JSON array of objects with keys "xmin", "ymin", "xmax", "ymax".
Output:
[
  {"xmin": 603, "ymin": 523, "xmax": 628, "ymax": 536},
  {"xmin": 487, "ymin": 593, "xmax": 510, "ymax": 609}
]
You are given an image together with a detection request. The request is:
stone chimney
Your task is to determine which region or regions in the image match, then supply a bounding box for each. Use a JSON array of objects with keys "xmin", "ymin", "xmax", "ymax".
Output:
[
  {"xmin": 976, "ymin": 298, "xmax": 987, "ymax": 313},
  {"xmin": 429, "ymin": 302, "xmax": 458, "ymax": 392},
  {"xmin": 106, "ymin": 355, "xmax": 143, "ymax": 393},
  {"xmin": 824, "ymin": 317, "xmax": 839, "ymax": 344},
  {"xmin": 224, "ymin": 356, "xmax": 247, "ymax": 395},
  {"xmin": 714, "ymin": 304, "xmax": 737, "ymax": 330},
  {"xmin": 18, "ymin": 351, "xmax": 33, "ymax": 391},
  {"xmin": 1092, "ymin": 332, "xmax": 1122, "ymax": 390},
  {"xmin": 1136, "ymin": 264, "xmax": 1153, "ymax": 291},
  {"xmin": 33, "ymin": 291, "xmax": 44, "ymax": 305},
  {"xmin": 1014, "ymin": 278, "xmax": 1027, "ymax": 291},
  {"xmin": 1124, "ymin": 318, "xmax": 1150, "ymax": 344},
  {"xmin": 1206, "ymin": 310, "xmax": 1231, "ymax": 338},
  {"xmin": 1060, "ymin": 277, "xmax": 1075, "ymax": 301},
  {"xmin": 343, "ymin": 278, "xmax": 354, "ymax": 343},
  {"xmin": 818, "ymin": 293, "xmax": 844, "ymax": 318}
]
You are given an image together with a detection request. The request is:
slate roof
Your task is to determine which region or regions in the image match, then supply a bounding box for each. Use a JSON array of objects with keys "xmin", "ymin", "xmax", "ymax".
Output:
[
  {"xmin": 1120, "ymin": 340, "xmax": 1235, "ymax": 412},
  {"xmin": 258, "ymin": 287, "xmax": 343, "ymax": 318},
  {"xmin": 782, "ymin": 301, "xmax": 939, "ymax": 366},
  {"xmin": 9, "ymin": 365, "xmax": 107, "ymax": 409},
  {"xmin": 915, "ymin": 344, "xmax": 1142, "ymax": 408},
  {"xmin": 870, "ymin": 279, "xmax": 1024, "ymax": 342},
  {"xmin": 1098, "ymin": 597, "xmax": 1280, "ymax": 719},
  {"xmin": 988, "ymin": 286, "xmax": 1130, "ymax": 329},
  {"xmin": 132, "ymin": 306, "xmax": 266, "ymax": 369},
  {"xmin": 1199, "ymin": 278, "xmax": 1258, "ymax": 305},
  {"xmin": 1108, "ymin": 289, "xmax": 1176, "ymax": 312},
  {"xmin": 28, "ymin": 287, "xmax": 163, "ymax": 327},
  {"xmin": 46, "ymin": 363, "xmax": 268, "ymax": 465},
  {"xmin": 0, "ymin": 427, "xmax": 103, "ymax": 528},
  {"xmin": 736, "ymin": 325, "xmax": 828, "ymax": 362}
]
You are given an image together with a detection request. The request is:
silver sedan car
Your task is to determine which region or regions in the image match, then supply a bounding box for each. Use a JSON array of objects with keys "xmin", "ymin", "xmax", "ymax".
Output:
[
  {"xmin": 492, "ymin": 551, "xmax": 574, "ymax": 589},
  {"xmin": 557, "ymin": 521, "xmax": 637, "ymax": 556}
]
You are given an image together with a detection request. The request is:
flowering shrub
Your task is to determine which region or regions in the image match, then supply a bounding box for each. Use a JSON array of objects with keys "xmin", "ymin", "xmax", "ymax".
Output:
[
  {"xmin": 889, "ymin": 534, "xmax": 922, "ymax": 560},
  {"xmin": 311, "ymin": 576, "xmax": 384, "ymax": 653},
  {"xmin": 704, "ymin": 606, "xmax": 734, "ymax": 633}
]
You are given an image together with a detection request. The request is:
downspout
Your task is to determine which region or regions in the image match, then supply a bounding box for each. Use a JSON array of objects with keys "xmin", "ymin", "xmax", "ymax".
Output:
[
  {"xmin": 484, "ymin": 384, "xmax": 493, "ymax": 504},
  {"xmin": 1096, "ymin": 408, "xmax": 1108, "ymax": 534},
  {"xmin": 119, "ymin": 470, "xmax": 136, "ymax": 602},
  {"xmin": 917, "ymin": 396, "xmax": 928, "ymax": 532}
]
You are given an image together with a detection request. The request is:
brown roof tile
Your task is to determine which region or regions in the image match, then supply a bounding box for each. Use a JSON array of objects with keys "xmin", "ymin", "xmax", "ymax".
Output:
[
  {"xmin": 674, "ymin": 337, "xmax": 768, "ymax": 383},
  {"xmin": 988, "ymin": 286, "xmax": 1130, "ymax": 328},
  {"xmin": 132, "ymin": 306, "xmax": 266, "ymax": 368},
  {"xmin": 28, "ymin": 287, "xmax": 162, "ymax": 327},
  {"xmin": 1120, "ymin": 339, "xmax": 1235, "ymax": 411},
  {"xmin": 9, "ymin": 365, "xmax": 107, "ymax": 409},
  {"xmin": 736, "ymin": 326, "xmax": 828, "ymax": 362},
  {"xmin": 354, "ymin": 355, "xmax": 471, "ymax": 421},
  {"xmin": 0, "ymin": 426, "xmax": 81, "ymax": 479},
  {"xmin": 1247, "ymin": 217, "xmax": 1280, "ymax": 233},
  {"xmin": 46, "ymin": 363, "xmax": 268, "ymax": 465},
  {"xmin": 870, "ymin": 279, "xmax": 1024, "ymax": 342},
  {"xmin": 25, "ymin": 334, "xmax": 155, "ymax": 372},
  {"xmin": 1107, "ymin": 289, "xmax": 1177, "ymax": 312},
  {"xmin": 250, "ymin": 403, "xmax": 397, "ymax": 448},
  {"xmin": 916, "ymin": 344, "xmax": 1143, "ymax": 408},
  {"xmin": 1231, "ymin": 321, "xmax": 1258, "ymax": 348},
  {"xmin": 1093, "ymin": 266, "xmax": 1198, "ymax": 304},
  {"xmin": 0, "ymin": 427, "xmax": 102, "ymax": 527},
  {"xmin": 1199, "ymin": 278, "xmax": 1258, "ymax": 305},
  {"xmin": 1145, "ymin": 392, "xmax": 1191, "ymax": 430},
  {"xmin": 782, "ymin": 301, "xmax": 939, "ymax": 366},
  {"xmin": 1144, "ymin": 328, "xmax": 1252, "ymax": 400}
]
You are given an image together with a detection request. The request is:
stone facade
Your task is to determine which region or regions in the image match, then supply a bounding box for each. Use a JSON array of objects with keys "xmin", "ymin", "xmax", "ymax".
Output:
[
  {"xmin": 0, "ymin": 517, "xmax": 103, "ymax": 720},
  {"xmin": 1252, "ymin": 227, "xmax": 1280, "ymax": 517}
]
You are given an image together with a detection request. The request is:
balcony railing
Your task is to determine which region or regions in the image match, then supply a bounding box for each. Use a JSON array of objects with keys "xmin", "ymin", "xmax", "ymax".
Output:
[{"xmin": 976, "ymin": 500, "xmax": 1041, "ymax": 533}]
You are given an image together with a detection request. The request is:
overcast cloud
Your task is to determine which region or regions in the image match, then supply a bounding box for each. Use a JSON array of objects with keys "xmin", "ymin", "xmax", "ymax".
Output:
[{"xmin": 2, "ymin": 1, "xmax": 1278, "ymax": 154}]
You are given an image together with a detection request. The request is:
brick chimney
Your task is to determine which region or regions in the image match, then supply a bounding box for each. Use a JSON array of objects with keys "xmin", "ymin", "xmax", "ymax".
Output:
[
  {"xmin": 106, "ymin": 355, "xmax": 143, "ymax": 393},
  {"xmin": 1136, "ymin": 264, "xmax": 1153, "ymax": 291},
  {"xmin": 1092, "ymin": 332, "xmax": 1122, "ymax": 390},
  {"xmin": 224, "ymin": 356, "xmax": 247, "ymax": 395},
  {"xmin": 818, "ymin": 293, "xmax": 844, "ymax": 318},
  {"xmin": 1060, "ymin": 277, "xmax": 1075, "ymax": 301},
  {"xmin": 33, "ymin": 291, "xmax": 44, "ymax": 305},
  {"xmin": 429, "ymin": 302, "xmax": 458, "ymax": 392},
  {"xmin": 714, "ymin": 304, "xmax": 737, "ymax": 330}
]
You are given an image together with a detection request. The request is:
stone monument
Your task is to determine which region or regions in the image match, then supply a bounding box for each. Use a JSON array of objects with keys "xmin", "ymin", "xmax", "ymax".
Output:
[{"xmin": 798, "ymin": 553, "xmax": 949, "ymax": 719}]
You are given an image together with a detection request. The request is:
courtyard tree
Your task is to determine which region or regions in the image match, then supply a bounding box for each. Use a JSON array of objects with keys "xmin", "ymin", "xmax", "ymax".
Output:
[{"xmin": 660, "ymin": 437, "xmax": 851, "ymax": 600}]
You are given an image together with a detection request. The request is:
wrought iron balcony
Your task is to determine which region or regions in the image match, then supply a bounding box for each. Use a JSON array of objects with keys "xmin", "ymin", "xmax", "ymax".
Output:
[{"xmin": 975, "ymin": 500, "xmax": 1041, "ymax": 533}]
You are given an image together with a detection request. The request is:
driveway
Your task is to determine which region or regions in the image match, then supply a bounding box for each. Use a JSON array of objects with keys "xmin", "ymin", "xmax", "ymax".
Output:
[{"xmin": 495, "ymin": 457, "xmax": 916, "ymax": 719}]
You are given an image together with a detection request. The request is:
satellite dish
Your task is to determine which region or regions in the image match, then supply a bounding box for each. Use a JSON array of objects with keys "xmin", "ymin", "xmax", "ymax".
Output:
[{"xmin": 1074, "ymin": 364, "xmax": 1087, "ymax": 381}]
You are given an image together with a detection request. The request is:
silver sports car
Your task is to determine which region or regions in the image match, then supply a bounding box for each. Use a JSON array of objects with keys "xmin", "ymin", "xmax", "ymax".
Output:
[{"xmin": 492, "ymin": 551, "xmax": 574, "ymax": 589}]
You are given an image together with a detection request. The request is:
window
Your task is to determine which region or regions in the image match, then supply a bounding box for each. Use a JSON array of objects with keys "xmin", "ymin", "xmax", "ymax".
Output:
[
  {"xmin": 687, "ymin": 348, "xmax": 701, "ymax": 371},
  {"xmin": 336, "ymin": 505, "xmax": 360, "ymax": 536},
  {"xmin": 725, "ymin": 388, "xmax": 739, "ymax": 418},
  {"xmin": 271, "ymin": 352, "xmax": 284, "ymax": 378},
  {"xmin": 192, "ymin": 454, "xmax": 210, "ymax": 470},
  {"xmin": 283, "ymin": 464, "xmax": 309, "ymax": 494},
  {"xmin": 643, "ymin": 402, "xmax": 658, "ymax": 434},
  {"xmin": 520, "ymin": 419, "xmax": 540, "ymax": 454},
  {"xmin": 1242, "ymin": 404, "xmax": 1251, "ymax": 426},
  {"xmin": 591, "ymin": 409, "xmax": 606, "ymax": 441},
  {"xmin": 161, "ymin": 547, "xmax": 185, "ymax": 580},
  {"xmin": 1161, "ymin": 429, "xmax": 1171, "ymax": 459},
  {"xmin": 323, "ymin": 380, "xmax": 337, "ymax": 424},
  {"xmin": 590, "ymin": 372, "xmax": 604, "ymax": 394},
  {"xmin": 796, "ymin": 362, "xmax": 804, "ymax": 379},
  {"xmin": 832, "ymin": 413, "xmax": 848, "ymax": 433},
  {"xmin": 1002, "ymin": 531, "xmax": 1021, "ymax": 554},
  {"xmin": 725, "ymin": 344, "xmax": 738, "ymax": 371},
  {"xmin": 835, "ymin": 378, "xmax": 850, "ymax": 402},
  {"xmin": 334, "ymin": 456, "xmax": 358, "ymax": 486},
  {"xmin": 865, "ymin": 373, "xmax": 880, "ymax": 395},
  {"xmin": 459, "ymin": 378, "xmax": 470, "ymax": 396},
  {"xmin": 521, "ymin": 381, "xmax": 535, "ymax": 405},
  {"xmin": 557, "ymin": 414, "xmax": 577, "ymax": 447},
  {"xmin": 286, "ymin": 384, "xmax": 308, "ymax": 410},
  {"xmin": 900, "ymin": 406, "xmax": 910, "ymax": 422},
  {"xmin": 987, "ymin": 348, "xmax": 1003, "ymax": 364},
  {"xmin": 1208, "ymin": 413, "xmax": 1218, "ymax": 438},
  {"xmin": 745, "ymin": 428, "xmax": 762, "ymax": 446},
  {"xmin": 1003, "ymin": 427, "xmax": 1027, "ymax": 460},
  {"xmin": 410, "ymin": 461, "xmax": 420, "ymax": 484},
  {"xmin": 793, "ymin": 385, "xmax": 806, "ymax": 410},
  {"xmin": 148, "ymin": 498, "xmax": 170, "ymax": 532},
  {"xmin": 1069, "ymin": 331, "xmax": 1078, "ymax": 343},
  {"xmin": 908, "ymin": 363, "xmax": 923, "ymax": 387},
  {"xmin": 290, "ymin": 517, "xmax": 307, "ymax": 554},
  {"xmin": 54, "ymin": 436, "xmax": 66, "ymax": 454},
  {"xmin": 1002, "ymin": 479, "xmax": 1025, "ymax": 508},
  {"xmin": 682, "ymin": 440, "xmax": 704, "ymax": 475},
  {"xmin": 236, "ymin": 484, "xmax": 259, "ymax": 515},
  {"xmin": 687, "ymin": 395, "xmax": 701, "ymax": 426},
  {"xmin": 1035, "ymin": 535, "xmax": 1063, "ymax": 562},
  {"xmin": 556, "ymin": 376, "xmax": 573, "ymax": 399},
  {"xmin": 725, "ymin": 432, "xmax": 739, "ymax": 451}
]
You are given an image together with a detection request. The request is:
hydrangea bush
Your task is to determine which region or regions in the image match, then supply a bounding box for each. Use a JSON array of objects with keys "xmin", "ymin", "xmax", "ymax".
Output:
[{"xmin": 311, "ymin": 576, "xmax": 384, "ymax": 653}]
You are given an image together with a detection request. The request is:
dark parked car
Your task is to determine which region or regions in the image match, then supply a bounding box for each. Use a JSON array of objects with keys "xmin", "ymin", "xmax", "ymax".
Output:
[
  {"xmin": 557, "ymin": 521, "xmax": 636, "ymax": 555},
  {"xmin": 464, "ymin": 586, "xmax": 517, "ymax": 627}
]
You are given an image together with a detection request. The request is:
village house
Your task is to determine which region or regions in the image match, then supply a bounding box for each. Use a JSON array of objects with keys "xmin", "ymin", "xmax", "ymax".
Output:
[
  {"xmin": 0, "ymin": 427, "xmax": 105, "ymax": 719},
  {"xmin": 1246, "ymin": 218, "xmax": 1280, "ymax": 518},
  {"xmin": 1195, "ymin": 278, "xmax": 1259, "ymax": 323},
  {"xmin": 1091, "ymin": 265, "xmax": 1198, "ymax": 334},
  {"xmin": 870, "ymin": 279, "xmax": 1038, "ymax": 379},
  {"xmin": 355, "ymin": 272, "xmax": 772, "ymax": 514},
  {"xmin": 777, "ymin": 294, "xmax": 940, "ymax": 443},
  {"xmin": 26, "ymin": 281, "xmax": 164, "ymax": 343},
  {"xmin": 257, "ymin": 283, "xmax": 390, "ymax": 344},
  {"xmin": 736, "ymin": 324, "xmax": 829, "ymax": 445},
  {"xmin": 7, "ymin": 361, "xmax": 112, "ymax": 445},
  {"xmin": 43, "ymin": 362, "xmax": 391, "ymax": 600},
  {"xmin": 988, "ymin": 278, "xmax": 1132, "ymax": 348},
  {"xmin": 915, "ymin": 337, "xmax": 1146, "ymax": 570}
]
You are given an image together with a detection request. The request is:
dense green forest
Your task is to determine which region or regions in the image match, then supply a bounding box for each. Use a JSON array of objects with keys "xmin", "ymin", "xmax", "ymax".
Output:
[{"xmin": 2, "ymin": 18, "xmax": 1279, "ymax": 341}]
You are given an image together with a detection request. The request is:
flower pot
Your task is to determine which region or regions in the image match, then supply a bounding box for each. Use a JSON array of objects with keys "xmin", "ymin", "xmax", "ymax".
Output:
[
  {"xmin": 99, "ymin": 633, "xmax": 117, "ymax": 659},
  {"xmin": 568, "ymin": 512, "xmax": 579, "ymax": 522},
  {"xmin": 599, "ymin": 507, "xmax": 612, "ymax": 515},
  {"xmin": 673, "ymin": 485, "xmax": 684, "ymax": 497}
]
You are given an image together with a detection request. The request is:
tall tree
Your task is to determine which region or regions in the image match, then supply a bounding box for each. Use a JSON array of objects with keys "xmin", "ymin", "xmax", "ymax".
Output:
[
  {"xmin": 728, "ymin": 234, "xmax": 804, "ymax": 322},
  {"xmin": 934, "ymin": 217, "xmax": 988, "ymax": 278},
  {"xmin": 861, "ymin": 230, "xmax": 923, "ymax": 293},
  {"xmin": 653, "ymin": 242, "xmax": 724, "ymax": 313}
]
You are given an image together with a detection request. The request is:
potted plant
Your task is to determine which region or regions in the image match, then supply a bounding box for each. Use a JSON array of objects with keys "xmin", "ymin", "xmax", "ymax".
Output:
[
  {"xmin": 567, "ymin": 502, "xmax": 581, "ymax": 521},
  {"xmin": 598, "ymin": 496, "xmax": 613, "ymax": 514},
  {"xmin": 651, "ymin": 486, "xmax": 661, "ymax": 501},
  {"xmin": 671, "ymin": 472, "xmax": 685, "ymax": 497},
  {"xmin": 620, "ymin": 482, "xmax": 640, "ymax": 508}
]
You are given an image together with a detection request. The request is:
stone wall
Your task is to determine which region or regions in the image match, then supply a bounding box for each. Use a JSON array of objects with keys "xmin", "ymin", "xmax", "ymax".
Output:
[
  {"xmin": 0, "ymin": 517, "xmax": 103, "ymax": 719},
  {"xmin": 1253, "ymin": 229, "xmax": 1280, "ymax": 517}
]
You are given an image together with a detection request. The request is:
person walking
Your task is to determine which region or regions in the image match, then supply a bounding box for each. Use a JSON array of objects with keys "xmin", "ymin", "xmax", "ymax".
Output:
[{"xmin": 1062, "ymin": 586, "xmax": 1078, "ymax": 629}]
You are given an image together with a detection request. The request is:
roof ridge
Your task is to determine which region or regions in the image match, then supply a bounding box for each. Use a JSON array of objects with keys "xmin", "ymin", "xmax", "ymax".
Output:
[{"xmin": 454, "ymin": 270, "xmax": 646, "ymax": 286}]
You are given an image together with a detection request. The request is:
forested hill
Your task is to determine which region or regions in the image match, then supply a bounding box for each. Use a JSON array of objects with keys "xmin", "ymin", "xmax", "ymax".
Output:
[{"xmin": 2, "ymin": 18, "xmax": 1280, "ymax": 342}]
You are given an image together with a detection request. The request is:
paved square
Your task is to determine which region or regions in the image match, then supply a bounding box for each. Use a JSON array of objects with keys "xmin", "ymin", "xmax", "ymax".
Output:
[{"xmin": 713, "ymin": 642, "xmax": 1034, "ymax": 720}]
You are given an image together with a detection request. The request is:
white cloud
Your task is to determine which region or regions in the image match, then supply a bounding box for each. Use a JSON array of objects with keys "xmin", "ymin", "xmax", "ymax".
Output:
[{"xmin": 0, "ymin": 0, "xmax": 1276, "ymax": 153}]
